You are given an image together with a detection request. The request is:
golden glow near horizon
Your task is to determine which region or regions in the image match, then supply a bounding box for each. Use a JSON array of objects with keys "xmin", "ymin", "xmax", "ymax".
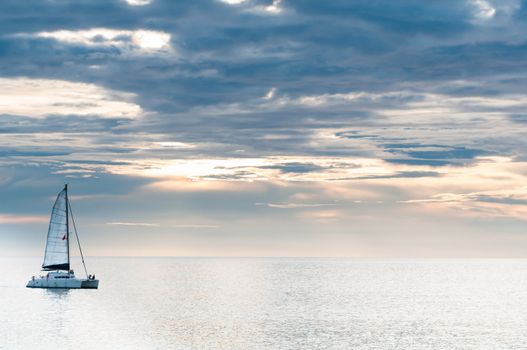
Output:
[
  {"xmin": 1, "ymin": 76, "xmax": 526, "ymax": 226},
  {"xmin": 51, "ymin": 153, "xmax": 524, "ymax": 222}
]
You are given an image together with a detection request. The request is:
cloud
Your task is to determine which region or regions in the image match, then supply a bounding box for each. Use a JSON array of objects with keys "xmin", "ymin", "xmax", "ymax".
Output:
[
  {"xmin": 100, "ymin": 156, "xmax": 395, "ymax": 183},
  {"xmin": 172, "ymin": 224, "xmax": 218, "ymax": 228},
  {"xmin": 0, "ymin": 77, "xmax": 141, "ymax": 118},
  {"xmin": 150, "ymin": 142, "xmax": 195, "ymax": 149},
  {"xmin": 144, "ymin": 177, "xmax": 267, "ymax": 192},
  {"xmin": 106, "ymin": 221, "xmax": 218, "ymax": 228},
  {"xmin": 260, "ymin": 0, "xmax": 284, "ymax": 14},
  {"xmin": 471, "ymin": 0, "xmax": 496, "ymax": 20},
  {"xmin": 220, "ymin": 0, "xmax": 285, "ymax": 14},
  {"xmin": 106, "ymin": 222, "xmax": 159, "ymax": 227},
  {"xmin": 395, "ymin": 158, "xmax": 527, "ymax": 220},
  {"xmin": 255, "ymin": 202, "xmax": 336, "ymax": 209},
  {"xmin": 383, "ymin": 144, "xmax": 488, "ymax": 166},
  {"xmin": 0, "ymin": 150, "xmax": 70, "ymax": 157},
  {"xmin": 351, "ymin": 171, "xmax": 441, "ymax": 180},
  {"xmin": 123, "ymin": 0, "xmax": 153, "ymax": 6},
  {"xmin": 219, "ymin": 0, "xmax": 246, "ymax": 4},
  {"xmin": 263, "ymin": 87, "xmax": 276, "ymax": 100},
  {"xmin": 400, "ymin": 189, "xmax": 527, "ymax": 206},
  {"xmin": 0, "ymin": 213, "xmax": 48, "ymax": 224},
  {"xmin": 27, "ymin": 28, "xmax": 172, "ymax": 54},
  {"xmin": 258, "ymin": 162, "xmax": 324, "ymax": 174},
  {"xmin": 0, "ymin": 0, "xmax": 527, "ymax": 256}
]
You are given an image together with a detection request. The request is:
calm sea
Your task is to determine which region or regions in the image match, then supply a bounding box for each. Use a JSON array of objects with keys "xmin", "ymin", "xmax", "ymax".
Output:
[{"xmin": 1, "ymin": 257, "xmax": 527, "ymax": 349}]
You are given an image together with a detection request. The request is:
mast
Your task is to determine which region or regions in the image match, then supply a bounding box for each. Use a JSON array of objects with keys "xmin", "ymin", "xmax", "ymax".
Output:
[{"xmin": 65, "ymin": 184, "xmax": 70, "ymax": 270}]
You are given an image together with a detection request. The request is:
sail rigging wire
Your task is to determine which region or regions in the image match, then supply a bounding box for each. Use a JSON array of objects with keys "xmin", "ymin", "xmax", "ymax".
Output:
[{"xmin": 68, "ymin": 198, "xmax": 89, "ymax": 279}]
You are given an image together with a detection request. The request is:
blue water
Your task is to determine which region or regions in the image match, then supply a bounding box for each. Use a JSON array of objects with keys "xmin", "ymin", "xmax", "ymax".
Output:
[{"xmin": 1, "ymin": 257, "xmax": 527, "ymax": 349}]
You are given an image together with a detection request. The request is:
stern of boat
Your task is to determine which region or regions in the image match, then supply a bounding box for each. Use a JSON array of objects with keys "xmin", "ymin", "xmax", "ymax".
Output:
[{"xmin": 81, "ymin": 279, "xmax": 99, "ymax": 289}]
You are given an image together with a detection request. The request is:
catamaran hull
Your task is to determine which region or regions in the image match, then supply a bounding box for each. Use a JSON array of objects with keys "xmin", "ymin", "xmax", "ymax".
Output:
[
  {"xmin": 26, "ymin": 278, "xmax": 99, "ymax": 289},
  {"xmin": 80, "ymin": 280, "xmax": 99, "ymax": 289}
]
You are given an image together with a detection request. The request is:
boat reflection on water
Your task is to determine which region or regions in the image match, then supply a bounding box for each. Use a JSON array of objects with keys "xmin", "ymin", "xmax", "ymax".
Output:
[{"xmin": 45, "ymin": 288, "xmax": 70, "ymax": 298}]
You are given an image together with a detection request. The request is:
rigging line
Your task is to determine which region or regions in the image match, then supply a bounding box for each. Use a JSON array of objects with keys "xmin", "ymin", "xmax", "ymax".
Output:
[{"xmin": 68, "ymin": 198, "xmax": 89, "ymax": 279}]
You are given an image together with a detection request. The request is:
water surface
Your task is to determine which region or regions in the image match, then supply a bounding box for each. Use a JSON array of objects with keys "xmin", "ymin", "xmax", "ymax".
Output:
[{"xmin": 1, "ymin": 257, "xmax": 527, "ymax": 349}]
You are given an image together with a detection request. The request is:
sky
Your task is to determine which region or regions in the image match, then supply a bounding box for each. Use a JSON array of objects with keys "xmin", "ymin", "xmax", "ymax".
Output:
[{"xmin": 1, "ymin": 0, "xmax": 526, "ymax": 257}]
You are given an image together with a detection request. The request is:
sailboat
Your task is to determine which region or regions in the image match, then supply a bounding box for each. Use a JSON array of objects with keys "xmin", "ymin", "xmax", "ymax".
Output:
[{"xmin": 27, "ymin": 184, "xmax": 99, "ymax": 289}]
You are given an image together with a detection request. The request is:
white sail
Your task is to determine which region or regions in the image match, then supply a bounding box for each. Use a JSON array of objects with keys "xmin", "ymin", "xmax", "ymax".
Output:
[{"xmin": 42, "ymin": 186, "xmax": 69, "ymax": 270}]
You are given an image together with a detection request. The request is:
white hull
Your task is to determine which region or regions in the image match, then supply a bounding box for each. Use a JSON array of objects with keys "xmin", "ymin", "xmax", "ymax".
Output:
[{"xmin": 26, "ymin": 271, "xmax": 98, "ymax": 289}]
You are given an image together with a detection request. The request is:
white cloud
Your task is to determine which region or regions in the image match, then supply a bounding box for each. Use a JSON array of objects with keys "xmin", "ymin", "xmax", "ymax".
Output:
[
  {"xmin": 393, "ymin": 157, "xmax": 527, "ymax": 220},
  {"xmin": 0, "ymin": 214, "xmax": 48, "ymax": 224},
  {"xmin": 264, "ymin": 87, "xmax": 276, "ymax": 100},
  {"xmin": 250, "ymin": 0, "xmax": 285, "ymax": 14},
  {"xmin": 103, "ymin": 156, "xmax": 395, "ymax": 183},
  {"xmin": 221, "ymin": 0, "xmax": 285, "ymax": 14},
  {"xmin": 123, "ymin": 0, "xmax": 152, "ymax": 6},
  {"xmin": 132, "ymin": 30, "xmax": 171, "ymax": 50},
  {"xmin": 0, "ymin": 77, "xmax": 141, "ymax": 118},
  {"xmin": 267, "ymin": 0, "xmax": 283, "ymax": 13},
  {"xmin": 29, "ymin": 28, "xmax": 171, "ymax": 54},
  {"xmin": 471, "ymin": 0, "xmax": 496, "ymax": 20},
  {"xmin": 152, "ymin": 142, "xmax": 195, "ymax": 149},
  {"xmin": 107, "ymin": 222, "xmax": 217, "ymax": 228},
  {"xmin": 255, "ymin": 202, "xmax": 336, "ymax": 209},
  {"xmin": 219, "ymin": 0, "xmax": 246, "ymax": 4},
  {"xmin": 106, "ymin": 222, "xmax": 159, "ymax": 227},
  {"xmin": 36, "ymin": 28, "xmax": 126, "ymax": 45},
  {"xmin": 289, "ymin": 89, "xmax": 527, "ymax": 129}
]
